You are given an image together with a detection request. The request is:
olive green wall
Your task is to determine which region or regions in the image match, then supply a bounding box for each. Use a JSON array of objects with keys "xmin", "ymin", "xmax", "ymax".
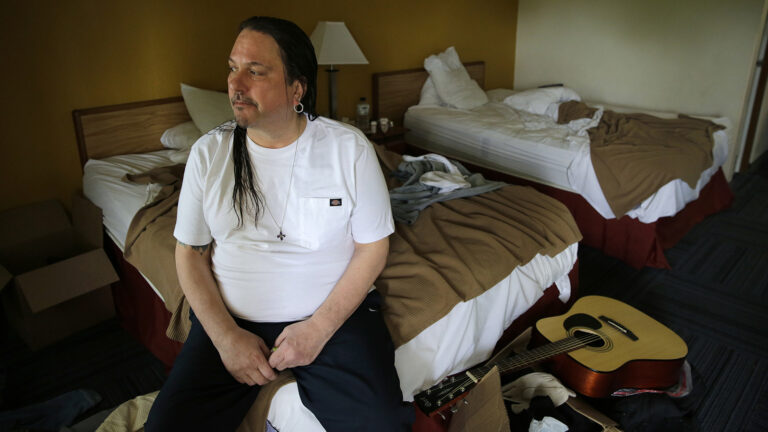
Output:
[{"xmin": 0, "ymin": 0, "xmax": 518, "ymax": 212}]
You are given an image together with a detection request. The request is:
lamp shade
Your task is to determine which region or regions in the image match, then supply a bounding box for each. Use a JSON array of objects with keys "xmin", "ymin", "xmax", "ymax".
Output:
[{"xmin": 310, "ymin": 21, "xmax": 368, "ymax": 66}]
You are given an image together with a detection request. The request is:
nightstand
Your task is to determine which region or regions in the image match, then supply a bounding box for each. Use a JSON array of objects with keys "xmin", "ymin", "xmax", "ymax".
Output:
[{"xmin": 365, "ymin": 126, "xmax": 408, "ymax": 154}]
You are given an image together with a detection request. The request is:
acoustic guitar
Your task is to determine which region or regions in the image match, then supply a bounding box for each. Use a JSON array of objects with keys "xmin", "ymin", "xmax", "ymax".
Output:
[{"xmin": 414, "ymin": 295, "xmax": 688, "ymax": 417}]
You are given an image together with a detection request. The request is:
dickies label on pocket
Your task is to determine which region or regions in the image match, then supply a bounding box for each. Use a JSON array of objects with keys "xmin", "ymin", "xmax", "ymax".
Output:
[{"xmin": 329, "ymin": 198, "xmax": 342, "ymax": 207}]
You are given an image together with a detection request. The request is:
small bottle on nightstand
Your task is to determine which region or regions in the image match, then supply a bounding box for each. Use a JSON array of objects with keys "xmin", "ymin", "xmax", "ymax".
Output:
[{"xmin": 356, "ymin": 97, "xmax": 370, "ymax": 131}]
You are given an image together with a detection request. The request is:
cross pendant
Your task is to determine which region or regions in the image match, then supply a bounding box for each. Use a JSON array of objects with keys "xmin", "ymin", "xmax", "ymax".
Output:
[{"xmin": 277, "ymin": 230, "xmax": 286, "ymax": 241}]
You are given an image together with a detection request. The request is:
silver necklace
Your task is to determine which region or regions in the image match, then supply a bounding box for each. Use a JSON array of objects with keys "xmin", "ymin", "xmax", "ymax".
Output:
[{"xmin": 262, "ymin": 121, "xmax": 302, "ymax": 241}]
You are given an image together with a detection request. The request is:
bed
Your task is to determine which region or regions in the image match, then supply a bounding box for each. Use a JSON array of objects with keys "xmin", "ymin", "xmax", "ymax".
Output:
[
  {"xmin": 372, "ymin": 61, "xmax": 734, "ymax": 269},
  {"xmin": 74, "ymin": 94, "xmax": 582, "ymax": 431}
]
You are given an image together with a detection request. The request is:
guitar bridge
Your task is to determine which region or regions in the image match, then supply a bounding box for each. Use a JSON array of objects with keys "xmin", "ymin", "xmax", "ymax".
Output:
[{"xmin": 599, "ymin": 315, "xmax": 638, "ymax": 341}]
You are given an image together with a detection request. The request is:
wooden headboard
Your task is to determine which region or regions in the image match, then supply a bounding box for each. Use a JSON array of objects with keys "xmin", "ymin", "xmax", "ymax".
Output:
[
  {"xmin": 371, "ymin": 61, "xmax": 484, "ymax": 126},
  {"xmin": 72, "ymin": 61, "xmax": 483, "ymax": 167},
  {"xmin": 72, "ymin": 96, "xmax": 191, "ymax": 169}
]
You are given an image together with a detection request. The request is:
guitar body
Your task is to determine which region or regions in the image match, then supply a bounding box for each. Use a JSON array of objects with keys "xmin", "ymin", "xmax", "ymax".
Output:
[{"xmin": 535, "ymin": 295, "xmax": 688, "ymax": 398}]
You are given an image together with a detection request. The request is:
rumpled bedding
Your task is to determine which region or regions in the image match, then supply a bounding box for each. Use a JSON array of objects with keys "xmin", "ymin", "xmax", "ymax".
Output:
[{"xmin": 558, "ymin": 101, "xmax": 725, "ymax": 217}]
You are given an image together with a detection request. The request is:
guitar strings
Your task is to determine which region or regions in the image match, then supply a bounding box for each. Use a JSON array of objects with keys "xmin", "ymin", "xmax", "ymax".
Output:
[{"xmin": 481, "ymin": 333, "xmax": 601, "ymax": 375}]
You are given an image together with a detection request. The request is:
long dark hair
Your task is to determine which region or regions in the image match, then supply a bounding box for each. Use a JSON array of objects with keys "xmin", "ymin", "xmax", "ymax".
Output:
[{"xmin": 230, "ymin": 16, "xmax": 318, "ymax": 228}]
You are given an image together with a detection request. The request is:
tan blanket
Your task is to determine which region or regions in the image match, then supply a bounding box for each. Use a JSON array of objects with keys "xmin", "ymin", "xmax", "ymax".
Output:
[
  {"xmin": 378, "ymin": 185, "xmax": 581, "ymax": 346},
  {"xmin": 123, "ymin": 164, "xmax": 190, "ymax": 343},
  {"xmin": 120, "ymin": 146, "xmax": 581, "ymax": 431},
  {"xmin": 558, "ymin": 101, "xmax": 724, "ymax": 217}
]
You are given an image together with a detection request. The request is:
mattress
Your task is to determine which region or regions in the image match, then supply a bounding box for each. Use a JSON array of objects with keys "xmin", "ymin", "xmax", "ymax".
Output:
[
  {"xmin": 82, "ymin": 150, "xmax": 578, "ymax": 431},
  {"xmin": 404, "ymin": 94, "xmax": 730, "ymax": 223}
]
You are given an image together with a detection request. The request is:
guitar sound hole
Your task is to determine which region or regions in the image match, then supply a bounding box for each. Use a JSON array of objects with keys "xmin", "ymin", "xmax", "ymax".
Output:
[
  {"xmin": 564, "ymin": 313, "xmax": 602, "ymax": 331},
  {"xmin": 573, "ymin": 330, "xmax": 606, "ymax": 348}
]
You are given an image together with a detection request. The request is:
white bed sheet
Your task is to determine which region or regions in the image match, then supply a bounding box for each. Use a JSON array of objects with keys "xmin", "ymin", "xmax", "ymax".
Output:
[
  {"xmin": 404, "ymin": 95, "xmax": 730, "ymax": 223},
  {"xmin": 83, "ymin": 149, "xmax": 185, "ymax": 251},
  {"xmin": 82, "ymin": 151, "xmax": 577, "ymax": 431}
]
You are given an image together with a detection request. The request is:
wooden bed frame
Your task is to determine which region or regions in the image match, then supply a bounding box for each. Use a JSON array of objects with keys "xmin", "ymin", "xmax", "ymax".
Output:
[
  {"xmin": 72, "ymin": 95, "xmax": 579, "ymax": 432},
  {"xmin": 372, "ymin": 63, "xmax": 734, "ymax": 269}
]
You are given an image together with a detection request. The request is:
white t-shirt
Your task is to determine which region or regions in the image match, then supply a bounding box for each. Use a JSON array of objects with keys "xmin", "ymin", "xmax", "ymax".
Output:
[{"xmin": 174, "ymin": 117, "xmax": 394, "ymax": 322}]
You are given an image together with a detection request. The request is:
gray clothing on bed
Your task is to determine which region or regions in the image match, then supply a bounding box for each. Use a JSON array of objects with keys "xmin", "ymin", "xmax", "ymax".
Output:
[{"xmin": 389, "ymin": 158, "xmax": 506, "ymax": 224}]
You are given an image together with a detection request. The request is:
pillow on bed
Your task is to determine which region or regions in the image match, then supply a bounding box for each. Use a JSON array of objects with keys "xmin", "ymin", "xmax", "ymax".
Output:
[
  {"xmin": 418, "ymin": 78, "xmax": 444, "ymax": 106},
  {"xmin": 485, "ymin": 88, "xmax": 516, "ymax": 103},
  {"xmin": 180, "ymin": 83, "xmax": 234, "ymax": 133},
  {"xmin": 424, "ymin": 47, "xmax": 488, "ymax": 110},
  {"xmin": 160, "ymin": 121, "xmax": 202, "ymax": 151},
  {"xmin": 503, "ymin": 87, "xmax": 581, "ymax": 117}
]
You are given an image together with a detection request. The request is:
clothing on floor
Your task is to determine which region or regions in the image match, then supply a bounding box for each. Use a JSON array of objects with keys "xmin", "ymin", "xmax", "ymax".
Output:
[{"xmin": 0, "ymin": 389, "xmax": 101, "ymax": 432}]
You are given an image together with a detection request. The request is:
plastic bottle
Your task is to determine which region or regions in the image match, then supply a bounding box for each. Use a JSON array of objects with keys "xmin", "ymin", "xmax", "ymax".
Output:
[{"xmin": 356, "ymin": 97, "xmax": 370, "ymax": 131}]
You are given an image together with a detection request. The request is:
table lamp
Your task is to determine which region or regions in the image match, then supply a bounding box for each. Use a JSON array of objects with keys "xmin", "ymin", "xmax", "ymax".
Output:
[{"xmin": 310, "ymin": 21, "xmax": 368, "ymax": 119}]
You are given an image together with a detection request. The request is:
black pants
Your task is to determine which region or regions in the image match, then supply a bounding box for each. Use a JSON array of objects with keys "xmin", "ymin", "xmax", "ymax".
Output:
[{"xmin": 145, "ymin": 291, "xmax": 414, "ymax": 431}]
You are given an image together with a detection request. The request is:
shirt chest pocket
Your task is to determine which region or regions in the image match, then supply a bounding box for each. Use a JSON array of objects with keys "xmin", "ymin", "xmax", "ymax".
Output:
[{"xmin": 295, "ymin": 195, "xmax": 351, "ymax": 249}]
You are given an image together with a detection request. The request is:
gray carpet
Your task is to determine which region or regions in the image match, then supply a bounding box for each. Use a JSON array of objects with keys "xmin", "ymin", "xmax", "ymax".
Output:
[
  {"xmin": 578, "ymin": 153, "xmax": 768, "ymax": 431},
  {"xmin": 0, "ymin": 317, "xmax": 167, "ymax": 427}
]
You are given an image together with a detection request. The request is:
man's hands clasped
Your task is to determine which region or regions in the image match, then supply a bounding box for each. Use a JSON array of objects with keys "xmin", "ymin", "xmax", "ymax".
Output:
[
  {"xmin": 216, "ymin": 327, "xmax": 277, "ymax": 386},
  {"xmin": 215, "ymin": 317, "xmax": 331, "ymax": 386},
  {"xmin": 269, "ymin": 317, "xmax": 332, "ymax": 371}
]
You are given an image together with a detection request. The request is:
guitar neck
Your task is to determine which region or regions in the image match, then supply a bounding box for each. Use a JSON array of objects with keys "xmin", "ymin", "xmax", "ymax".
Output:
[{"xmin": 470, "ymin": 333, "xmax": 599, "ymax": 378}]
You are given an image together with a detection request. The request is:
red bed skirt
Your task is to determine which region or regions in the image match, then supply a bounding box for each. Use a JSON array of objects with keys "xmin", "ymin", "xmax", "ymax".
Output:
[
  {"xmin": 104, "ymin": 238, "xmax": 182, "ymax": 369},
  {"xmin": 104, "ymin": 236, "xmax": 578, "ymax": 431},
  {"xmin": 533, "ymin": 169, "xmax": 732, "ymax": 268}
]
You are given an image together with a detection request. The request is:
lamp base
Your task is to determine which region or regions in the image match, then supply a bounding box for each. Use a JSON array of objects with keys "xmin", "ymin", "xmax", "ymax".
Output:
[{"xmin": 326, "ymin": 67, "xmax": 339, "ymax": 120}]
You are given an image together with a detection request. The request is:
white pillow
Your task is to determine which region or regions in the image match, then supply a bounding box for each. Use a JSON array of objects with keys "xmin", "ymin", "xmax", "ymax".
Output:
[
  {"xmin": 503, "ymin": 87, "xmax": 581, "ymax": 116},
  {"xmin": 160, "ymin": 121, "xmax": 202, "ymax": 150},
  {"xmin": 485, "ymin": 88, "xmax": 516, "ymax": 103},
  {"xmin": 180, "ymin": 83, "xmax": 234, "ymax": 133},
  {"xmin": 418, "ymin": 78, "xmax": 444, "ymax": 106},
  {"xmin": 423, "ymin": 47, "xmax": 488, "ymax": 110}
]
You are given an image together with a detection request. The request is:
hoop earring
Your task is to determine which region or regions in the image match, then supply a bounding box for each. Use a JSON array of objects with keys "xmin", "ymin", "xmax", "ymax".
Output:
[{"xmin": 294, "ymin": 102, "xmax": 304, "ymax": 114}]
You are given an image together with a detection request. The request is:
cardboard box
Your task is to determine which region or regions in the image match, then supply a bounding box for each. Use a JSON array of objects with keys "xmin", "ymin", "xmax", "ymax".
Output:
[{"xmin": 0, "ymin": 194, "xmax": 119, "ymax": 349}]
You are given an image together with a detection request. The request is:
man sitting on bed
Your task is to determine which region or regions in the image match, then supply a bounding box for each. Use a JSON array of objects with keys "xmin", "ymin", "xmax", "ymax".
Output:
[{"xmin": 145, "ymin": 16, "xmax": 413, "ymax": 431}]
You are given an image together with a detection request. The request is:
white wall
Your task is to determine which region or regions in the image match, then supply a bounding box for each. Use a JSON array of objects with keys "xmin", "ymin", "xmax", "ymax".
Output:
[{"xmin": 515, "ymin": 0, "xmax": 766, "ymax": 178}]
